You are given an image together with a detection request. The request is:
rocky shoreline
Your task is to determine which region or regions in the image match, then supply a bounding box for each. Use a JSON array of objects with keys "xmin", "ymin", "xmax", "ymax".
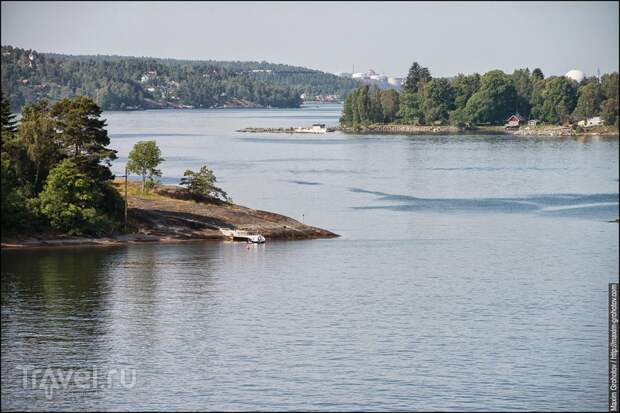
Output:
[
  {"xmin": 338, "ymin": 124, "xmax": 464, "ymax": 134},
  {"xmin": 237, "ymin": 126, "xmax": 336, "ymax": 133},
  {"xmin": 1, "ymin": 183, "xmax": 338, "ymax": 249},
  {"xmin": 339, "ymin": 123, "xmax": 619, "ymax": 137}
]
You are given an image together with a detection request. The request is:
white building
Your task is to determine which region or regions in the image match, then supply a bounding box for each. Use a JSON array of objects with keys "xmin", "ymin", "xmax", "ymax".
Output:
[
  {"xmin": 577, "ymin": 116, "xmax": 604, "ymax": 128},
  {"xmin": 565, "ymin": 69, "xmax": 585, "ymax": 83},
  {"xmin": 351, "ymin": 69, "xmax": 401, "ymax": 90},
  {"xmin": 388, "ymin": 77, "xmax": 403, "ymax": 87}
]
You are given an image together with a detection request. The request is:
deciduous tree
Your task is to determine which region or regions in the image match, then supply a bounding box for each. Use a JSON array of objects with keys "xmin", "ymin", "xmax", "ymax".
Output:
[{"xmin": 127, "ymin": 140, "xmax": 164, "ymax": 192}]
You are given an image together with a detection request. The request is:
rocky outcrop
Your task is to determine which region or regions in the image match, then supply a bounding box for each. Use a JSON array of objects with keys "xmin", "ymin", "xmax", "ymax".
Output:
[
  {"xmin": 338, "ymin": 124, "xmax": 464, "ymax": 134},
  {"xmin": 508, "ymin": 126, "xmax": 576, "ymax": 137},
  {"xmin": 1, "ymin": 184, "xmax": 338, "ymax": 249}
]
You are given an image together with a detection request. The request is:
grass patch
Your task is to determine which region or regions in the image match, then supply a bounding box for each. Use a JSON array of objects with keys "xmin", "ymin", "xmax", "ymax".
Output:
[{"xmin": 112, "ymin": 179, "xmax": 168, "ymax": 200}]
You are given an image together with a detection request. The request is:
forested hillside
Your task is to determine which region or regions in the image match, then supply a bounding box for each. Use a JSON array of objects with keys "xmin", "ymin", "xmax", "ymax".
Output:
[{"xmin": 1, "ymin": 46, "xmax": 359, "ymax": 111}]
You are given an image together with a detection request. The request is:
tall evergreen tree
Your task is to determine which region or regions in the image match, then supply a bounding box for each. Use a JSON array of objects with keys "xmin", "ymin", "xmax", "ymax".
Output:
[
  {"xmin": 1, "ymin": 91, "xmax": 17, "ymax": 134},
  {"xmin": 402, "ymin": 62, "xmax": 432, "ymax": 93},
  {"xmin": 532, "ymin": 68, "xmax": 544, "ymax": 81},
  {"xmin": 50, "ymin": 96, "xmax": 117, "ymax": 181}
]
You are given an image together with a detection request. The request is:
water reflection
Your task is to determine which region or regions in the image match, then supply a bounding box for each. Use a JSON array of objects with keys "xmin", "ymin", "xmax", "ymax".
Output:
[{"xmin": 1, "ymin": 105, "xmax": 617, "ymax": 411}]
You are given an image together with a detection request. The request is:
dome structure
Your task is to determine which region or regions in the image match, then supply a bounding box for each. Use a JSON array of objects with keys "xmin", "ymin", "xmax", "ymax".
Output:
[{"xmin": 565, "ymin": 69, "xmax": 585, "ymax": 83}]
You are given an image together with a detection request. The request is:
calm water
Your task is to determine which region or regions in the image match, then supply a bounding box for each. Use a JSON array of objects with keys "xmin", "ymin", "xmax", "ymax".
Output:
[{"xmin": 2, "ymin": 104, "xmax": 619, "ymax": 411}]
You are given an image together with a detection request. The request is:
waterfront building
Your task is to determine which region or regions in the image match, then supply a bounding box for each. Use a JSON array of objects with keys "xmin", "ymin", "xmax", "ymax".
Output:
[{"xmin": 505, "ymin": 114, "xmax": 526, "ymax": 128}]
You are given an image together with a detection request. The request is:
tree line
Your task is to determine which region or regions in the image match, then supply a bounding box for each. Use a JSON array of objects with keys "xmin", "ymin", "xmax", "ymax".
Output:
[
  {"xmin": 341, "ymin": 62, "xmax": 619, "ymax": 127},
  {"xmin": 1, "ymin": 45, "xmax": 358, "ymax": 111}
]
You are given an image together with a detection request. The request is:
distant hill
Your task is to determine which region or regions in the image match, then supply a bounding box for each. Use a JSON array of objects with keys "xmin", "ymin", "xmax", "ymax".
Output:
[{"xmin": 1, "ymin": 45, "xmax": 359, "ymax": 111}]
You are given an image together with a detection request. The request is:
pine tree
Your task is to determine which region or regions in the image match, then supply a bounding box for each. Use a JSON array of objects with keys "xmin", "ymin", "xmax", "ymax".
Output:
[{"xmin": 403, "ymin": 62, "xmax": 432, "ymax": 93}]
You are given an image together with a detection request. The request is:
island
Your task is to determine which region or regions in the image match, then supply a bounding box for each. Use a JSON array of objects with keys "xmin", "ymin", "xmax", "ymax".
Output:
[
  {"xmin": 0, "ymin": 94, "xmax": 337, "ymax": 249},
  {"xmin": 339, "ymin": 62, "xmax": 619, "ymax": 137},
  {"xmin": 1, "ymin": 181, "xmax": 337, "ymax": 249}
]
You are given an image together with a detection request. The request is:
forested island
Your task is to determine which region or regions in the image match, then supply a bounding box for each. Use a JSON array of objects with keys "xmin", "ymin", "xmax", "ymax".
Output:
[
  {"xmin": 0, "ymin": 93, "xmax": 336, "ymax": 246},
  {"xmin": 340, "ymin": 62, "xmax": 619, "ymax": 133},
  {"xmin": 1, "ymin": 45, "xmax": 359, "ymax": 111}
]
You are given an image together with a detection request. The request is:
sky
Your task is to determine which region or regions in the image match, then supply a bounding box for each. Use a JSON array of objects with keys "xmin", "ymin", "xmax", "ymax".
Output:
[{"xmin": 1, "ymin": 1, "xmax": 618, "ymax": 77}]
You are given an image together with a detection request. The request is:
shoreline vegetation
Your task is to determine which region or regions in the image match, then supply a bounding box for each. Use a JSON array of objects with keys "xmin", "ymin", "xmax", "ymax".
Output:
[
  {"xmin": 339, "ymin": 62, "xmax": 619, "ymax": 136},
  {"xmin": 0, "ymin": 93, "xmax": 337, "ymax": 249}
]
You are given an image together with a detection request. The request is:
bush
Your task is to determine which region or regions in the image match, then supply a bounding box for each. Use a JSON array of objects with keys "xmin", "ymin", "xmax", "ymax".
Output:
[
  {"xmin": 179, "ymin": 166, "xmax": 231, "ymax": 202},
  {"xmin": 39, "ymin": 159, "xmax": 114, "ymax": 235}
]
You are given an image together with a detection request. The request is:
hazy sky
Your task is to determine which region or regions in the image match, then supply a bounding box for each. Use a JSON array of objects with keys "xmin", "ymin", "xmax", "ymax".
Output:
[{"xmin": 1, "ymin": 1, "xmax": 618, "ymax": 77}]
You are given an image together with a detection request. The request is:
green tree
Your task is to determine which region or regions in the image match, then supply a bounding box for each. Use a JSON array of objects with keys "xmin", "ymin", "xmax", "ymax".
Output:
[
  {"xmin": 179, "ymin": 165, "xmax": 231, "ymax": 202},
  {"xmin": 598, "ymin": 72, "xmax": 619, "ymax": 127},
  {"xmin": 340, "ymin": 92, "xmax": 354, "ymax": 125},
  {"xmin": 464, "ymin": 70, "xmax": 517, "ymax": 124},
  {"xmin": 448, "ymin": 107, "xmax": 471, "ymax": 127},
  {"xmin": 356, "ymin": 85, "xmax": 371, "ymax": 124},
  {"xmin": 529, "ymin": 77, "xmax": 546, "ymax": 120},
  {"xmin": 600, "ymin": 72, "xmax": 619, "ymax": 100},
  {"xmin": 402, "ymin": 62, "xmax": 432, "ymax": 93},
  {"xmin": 421, "ymin": 78, "xmax": 454, "ymax": 124},
  {"xmin": 1, "ymin": 91, "xmax": 17, "ymax": 134},
  {"xmin": 369, "ymin": 86, "xmax": 384, "ymax": 123},
  {"xmin": 1, "ymin": 92, "xmax": 36, "ymax": 231},
  {"xmin": 38, "ymin": 159, "xmax": 112, "ymax": 235},
  {"xmin": 397, "ymin": 92, "xmax": 424, "ymax": 125},
  {"xmin": 532, "ymin": 68, "xmax": 544, "ymax": 81},
  {"xmin": 512, "ymin": 68, "xmax": 532, "ymax": 117},
  {"xmin": 18, "ymin": 101, "xmax": 62, "ymax": 191},
  {"xmin": 0, "ymin": 153, "xmax": 35, "ymax": 232},
  {"xmin": 451, "ymin": 73, "xmax": 480, "ymax": 110},
  {"xmin": 538, "ymin": 76, "xmax": 577, "ymax": 124},
  {"xmin": 351, "ymin": 89, "xmax": 361, "ymax": 126},
  {"xmin": 127, "ymin": 140, "xmax": 164, "ymax": 192},
  {"xmin": 50, "ymin": 96, "xmax": 117, "ymax": 181},
  {"xmin": 573, "ymin": 81, "xmax": 603, "ymax": 120},
  {"xmin": 380, "ymin": 89, "xmax": 399, "ymax": 123},
  {"xmin": 601, "ymin": 98, "xmax": 619, "ymax": 126}
]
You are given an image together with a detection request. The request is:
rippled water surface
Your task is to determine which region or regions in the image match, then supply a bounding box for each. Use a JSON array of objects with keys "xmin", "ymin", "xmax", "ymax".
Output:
[{"xmin": 2, "ymin": 104, "xmax": 619, "ymax": 411}]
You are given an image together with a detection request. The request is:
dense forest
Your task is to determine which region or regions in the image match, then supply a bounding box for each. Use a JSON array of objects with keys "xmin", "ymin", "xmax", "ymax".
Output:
[
  {"xmin": 1, "ymin": 45, "xmax": 359, "ymax": 111},
  {"xmin": 341, "ymin": 62, "xmax": 619, "ymax": 128}
]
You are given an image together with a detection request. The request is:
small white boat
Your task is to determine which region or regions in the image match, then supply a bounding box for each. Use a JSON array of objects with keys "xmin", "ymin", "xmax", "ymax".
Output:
[{"xmin": 246, "ymin": 234, "xmax": 266, "ymax": 244}]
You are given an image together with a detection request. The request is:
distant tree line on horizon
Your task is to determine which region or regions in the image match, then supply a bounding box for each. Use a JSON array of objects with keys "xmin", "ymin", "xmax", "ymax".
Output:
[
  {"xmin": 341, "ymin": 62, "xmax": 619, "ymax": 128},
  {"xmin": 1, "ymin": 45, "xmax": 359, "ymax": 111}
]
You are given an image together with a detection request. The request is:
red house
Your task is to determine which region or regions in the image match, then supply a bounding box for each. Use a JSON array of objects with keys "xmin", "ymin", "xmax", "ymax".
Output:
[{"xmin": 505, "ymin": 114, "xmax": 525, "ymax": 128}]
